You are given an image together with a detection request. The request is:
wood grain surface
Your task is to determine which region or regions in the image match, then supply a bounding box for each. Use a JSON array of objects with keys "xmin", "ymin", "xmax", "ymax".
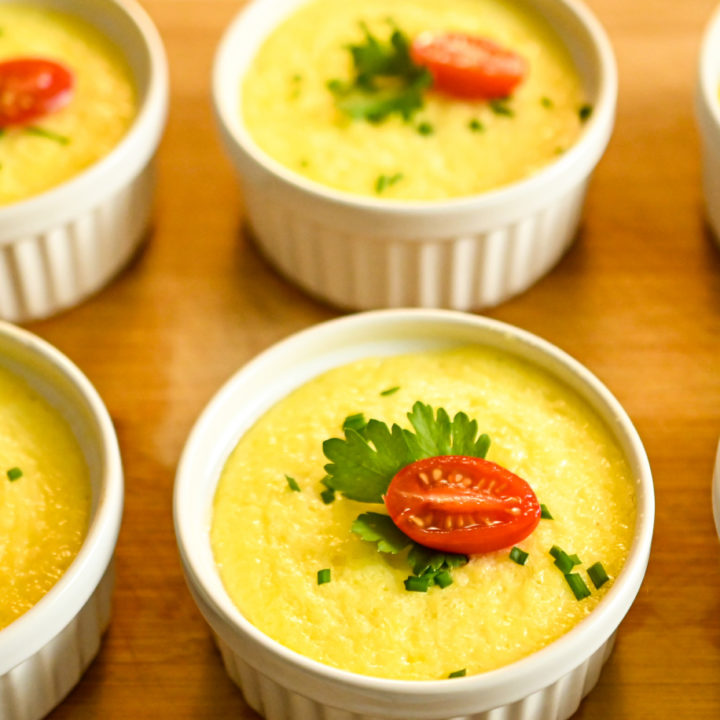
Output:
[{"xmin": 19, "ymin": 0, "xmax": 720, "ymax": 717}]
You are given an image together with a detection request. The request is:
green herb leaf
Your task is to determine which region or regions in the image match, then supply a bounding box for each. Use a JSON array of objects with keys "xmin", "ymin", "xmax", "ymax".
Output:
[
  {"xmin": 417, "ymin": 121, "xmax": 433, "ymax": 135},
  {"xmin": 549, "ymin": 545, "xmax": 580, "ymax": 574},
  {"xmin": 285, "ymin": 474, "xmax": 301, "ymax": 492},
  {"xmin": 323, "ymin": 402, "xmax": 490, "ymax": 502},
  {"xmin": 587, "ymin": 561, "xmax": 609, "ymax": 589},
  {"xmin": 328, "ymin": 24, "xmax": 432, "ymax": 123},
  {"xmin": 342, "ymin": 412, "xmax": 367, "ymax": 434},
  {"xmin": 579, "ymin": 104, "xmax": 593, "ymax": 122},
  {"xmin": 540, "ymin": 503, "xmax": 553, "ymax": 519},
  {"xmin": 25, "ymin": 126, "xmax": 70, "ymax": 145},
  {"xmin": 468, "ymin": 118, "xmax": 485, "ymax": 132},
  {"xmin": 489, "ymin": 99, "xmax": 514, "ymax": 117},
  {"xmin": 434, "ymin": 570, "xmax": 453, "ymax": 588},
  {"xmin": 6, "ymin": 467, "xmax": 22, "ymax": 481},
  {"xmin": 317, "ymin": 568, "xmax": 331, "ymax": 585},
  {"xmin": 320, "ymin": 486, "xmax": 336, "ymax": 504},
  {"xmin": 375, "ymin": 172, "xmax": 404, "ymax": 193},
  {"xmin": 509, "ymin": 546, "xmax": 529, "ymax": 565},
  {"xmin": 448, "ymin": 668, "xmax": 466, "ymax": 678},
  {"xmin": 407, "ymin": 543, "xmax": 467, "ymax": 576},
  {"xmin": 564, "ymin": 572, "xmax": 591, "ymax": 600},
  {"xmin": 404, "ymin": 574, "xmax": 432, "ymax": 592},
  {"xmin": 380, "ymin": 386, "xmax": 400, "ymax": 396},
  {"xmin": 540, "ymin": 96, "xmax": 553, "ymax": 109},
  {"xmin": 351, "ymin": 512, "xmax": 413, "ymax": 554}
]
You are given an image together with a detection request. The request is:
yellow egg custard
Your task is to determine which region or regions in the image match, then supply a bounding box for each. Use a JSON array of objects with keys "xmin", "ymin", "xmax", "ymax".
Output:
[
  {"xmin": 0, "ymin": 3, "xmax": 136, "ymax": 205},
  {"xmin": 211, "ymin": 347, "xmax": 636, "ymax": 680},
  {"xmin": 0, "ymin": 364, "xmax": 90, "ymax": 630},
  {"xmin": 242, "ymin": 0, "xmax": 587, "ymax": 200}
]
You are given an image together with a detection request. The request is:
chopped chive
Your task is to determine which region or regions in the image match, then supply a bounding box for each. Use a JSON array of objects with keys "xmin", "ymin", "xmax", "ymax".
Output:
[
  {"xmin": 579, "ymin": 104, "xmax": 593, "ymax": 122},
  {"xmin": 434, "ymin": 570, "xmax": 453, "ymax": 588},
  {"xmin": 540, "ymin": 96, "xmax": 554, "ymax": 108},
  {"xmin": 549, "ymin": 545, "xmax": 579, "ymax": 574},
  {"xmin": 317, "ymin": 568, "xmax": 331, "ymax": 585},
  {"xmin": 25, "ymin": 126, "xmax": 70, "ymax": 145},
  {"xmin": 299, "ymin": 158, "xmax": 310, "ymax": 168},
  {"xmin": 564, "ymin": 572, "xmax": 591, "ymax": 600},
  {"xmin": 489, "ymin": 99, "xmax": 514, "ymax": 117},
  {"xmin": 342, "ymin": 413, "xmax": 366, "ymax": 433},
  {"xmin": 587, "ymin": 562, "xmax": 609, "ymax": 589},
  {"xmin": 320, "ymin": 487, "xmax": 336, "ymax": 504},
  {"xmin": 327, "ymin": 78, "xmax": 344, "ymax": 93},
  {"xmin": 417, "ymin": 121, "xmax": 434, "ymax": 136},
  {"xmin": 6, "ymin": 467, "xmax": 22, "ymax": 481},
  {"xmin": 540, "ymin": 504, "xmax": 553, "ymax": 519},
  {"xmin": 404, "ymin": 574, "xmax": 432, "ymax": 592},
  {"xmin": 448, "ymin": 668, "xmax": 466, "ymax": 678},
  {"xmin": 509, "ymin": 546, "xmax": 528, "ymax": 565},
  {"xmin": 285, "ymin": 474, "xmax": 301, "ymax": 492},
  {"xmin": 468, "ymin": 118, "xmax": 485, "ymax": 132},
  {"xmin": 375, "ymin": 172, "xmax": 404, "ymax": 194},
  {"xmin": 380, "ymin": 386, "xmax": 400, "ymax": 396}
]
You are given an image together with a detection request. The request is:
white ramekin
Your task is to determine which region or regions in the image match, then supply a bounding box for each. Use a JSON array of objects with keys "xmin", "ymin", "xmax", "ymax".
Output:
[
  {"xmin": 213, "ymin": 0, "xmax": 617, "ymax": 311},
  {"xmin": 0, "ymin": 321, "xmax": 123, "ymax": 720},
  {"xmin": 0, "ymin": 0, "xmax": 168, "ymax": 323},
  {"xmin": 697, "ymin": 5, "xmax": 720, "ymax": 244},
  {"xmin": 174, "ymin": 309, "xmax": 654, "ymax": 720}
]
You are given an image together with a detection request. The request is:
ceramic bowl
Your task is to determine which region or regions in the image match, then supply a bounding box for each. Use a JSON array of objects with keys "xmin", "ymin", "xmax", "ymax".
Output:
[
  {"xmin": 0, "ymin": 0, "xmax": 168, "ymax": 322},
  {"xmin": 0, "ymin": 321, "xmax": 123, "ymax": 720},
  {"xmin": 213, "ymin": 0, "xmax": 617, "ymax": 311},
  {"xmin": 697, "ymin": 4, "xmax": 720, "ymax": 244},
  {"xmin": 174, "ymin": 309, "xmax": 654, "ymax": 720}
]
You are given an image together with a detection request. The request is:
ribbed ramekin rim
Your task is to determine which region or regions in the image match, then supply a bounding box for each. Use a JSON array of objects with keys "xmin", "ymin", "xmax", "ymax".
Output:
[
  {"xmin": 0, "ymin": 321, "xmax": 124, "ymax": 676},
  {"xmin": 212, "ymin": 0, "xmax": 617, "ymax": 216},
  {"xmin": 0, "ymin": 0, "xmax": 168, "ymax": 243},
  {"xmin": 174, "ymin": 308, "xmax": 654, "ymax": 705}
]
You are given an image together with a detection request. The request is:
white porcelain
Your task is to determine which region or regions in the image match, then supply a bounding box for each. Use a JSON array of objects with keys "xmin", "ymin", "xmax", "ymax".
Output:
[
  {"xmin": 0, "ymin": 321, "xmax": 123, "ymax": 720},
  {"xmin": 697, "ymin": 5, "xmax": 720, "ymax": 244},
  {"xmin": 174, "ymin": 309, "xmax": 654, "ymax": 720},
  {"xmin": 213, "ymin": 0, "xmax": 617, "ymax": 311},
  {"xmin": 0, "ymin": 0, "xmax": 168, "ymax": 322}
]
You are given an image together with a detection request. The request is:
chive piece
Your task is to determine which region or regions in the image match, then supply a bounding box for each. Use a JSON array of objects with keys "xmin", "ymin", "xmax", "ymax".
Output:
[
  {"xmin": 468, "ymin": 118, "xmax": 485, "ymax": 132},
  {"xmin": 568, "ymin": 553, "xmax": 581, "ymax": 566},
  {"xmin": 343, "ymin": 413, "xmax": 366, "ymax": 433},
  {"xmin": 317, "ymin": 568, "xmax": 331, "ymax": 585},
  {"xmin": 587, "ymin": 561, "xmax": 609, "ymax": 589},
  {"xmin": 509, "ymin": 546, "xmax": 528, "ymax": 565},
  {"xmin": 579, "ymin": 104, "xmax": 593, "ymax": 122},
  {"xmin": 434, "ymin": 570, "xmax": 453, "ymax": 588},
  {"xmin": 448, "ymin": 668, "xmax": 466, "ymax": 678},
  {"xmin": 320, "ymin": 487, "xmax": 336, "ymax": 504},
  {"xmin": 541, "ymin": 96, "xmax": 554, "ymax": 108},
  {"xmin": 375, "ymin": 172, "xmax": 403, "ymax": 194},
  {"xmin": 417, "ymin": 121, "xmax": 433, "ymax": 136},
  {"xmin": 380, "ymin": 386, "xmax": 400, "ymax": 396},
  {"xmin": 550, "ymin": 545, "xmax": 578, "ymax": 574},
  {"xmin": 540, "ymin": 504, "xmax": 553, "ymax": 519},
  {"xmin": 404, "ymin": 574, "xmax": 432, "ymax": 592},
  {"xmin": 7, "ymin": 467, "xmax": 22, "ymax": 481},
  {"xmin": 564, "ymin": 572, "xmax": 591, "ymax": 600},
  {"xmin": 489, "ymin": 99, "xmax": 513, "ymax": 117},
  {"xmin": 25, "ymin": 126, "xmax": 70, "ymax": 145},
  {"xmin": 285, "ymin": 474, "xmax": 301, "ymax": 492}
]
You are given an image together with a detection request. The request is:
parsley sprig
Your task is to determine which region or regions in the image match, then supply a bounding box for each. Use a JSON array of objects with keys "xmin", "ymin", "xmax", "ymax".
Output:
[
  {"xmin": 327, "ymin": 23, "xmax": 432, "ymax": 123},
  {"xmin": 323, "ymin": 401, "xmax": 491, "ymax": 503}
]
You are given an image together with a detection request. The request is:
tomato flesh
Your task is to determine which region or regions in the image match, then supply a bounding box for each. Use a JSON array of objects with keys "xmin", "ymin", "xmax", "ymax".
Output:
[
  {"xmin": 0, "ymin": 58, "xmax": 75, "ymax": 127},
  {"xmin": 410, "ymin": 32, "xmax": 527, "ymax": 100},
  {"xmin": 384, "ymin": 455, "xmax": 540, "ymax": 554}
]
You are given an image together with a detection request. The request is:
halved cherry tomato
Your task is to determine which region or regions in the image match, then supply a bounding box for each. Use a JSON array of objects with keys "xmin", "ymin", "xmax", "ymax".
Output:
[
  {"xmin": 410, "ymin": 32, "xmax": 527, "ymax": 100},
  {"xmin": 384, "ymin": 455, "xmax": 540, "ymax": 554},
  {"xmin": 0, "ymin": 58, "xmax": 75, "ymax": 127}
]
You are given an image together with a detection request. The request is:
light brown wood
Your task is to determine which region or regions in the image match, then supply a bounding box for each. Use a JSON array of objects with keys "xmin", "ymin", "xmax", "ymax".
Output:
[{"xmin": 22, "ymin": 0, "xmax": 720, "ymax": 717}]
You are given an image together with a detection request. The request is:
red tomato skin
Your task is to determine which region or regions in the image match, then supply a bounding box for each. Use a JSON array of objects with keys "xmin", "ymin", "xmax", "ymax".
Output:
[
  {"xmin": 410, "ymin": 32, "xmax": 527, "ymax": 100},
  {"xmin": 0, "ymin": 58, "xmax": 75, "ymax": 127},
  {"xmin": 384, "ymin": 455, "xmax": 540, "ymax": 555}
]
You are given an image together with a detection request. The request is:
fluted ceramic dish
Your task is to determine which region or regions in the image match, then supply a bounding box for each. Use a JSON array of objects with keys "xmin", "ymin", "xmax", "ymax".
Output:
[
  {"xmin": 213, "ymin": 0, "xmax": 617, "ymax": 311},
  {"xmin": 0, "ymin": 321, "xmax": 123, "ymax": 720},
  {"xmin": 174, "ymin": 309, "xmax": 654, "ymax": 720},
  {"xmin": 697, "ymin": 4, "xmax": 720, "ymax": 245},
  {"xmin": 0, "ymin": 0, "xmax": 168, "ymax": 322}
]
